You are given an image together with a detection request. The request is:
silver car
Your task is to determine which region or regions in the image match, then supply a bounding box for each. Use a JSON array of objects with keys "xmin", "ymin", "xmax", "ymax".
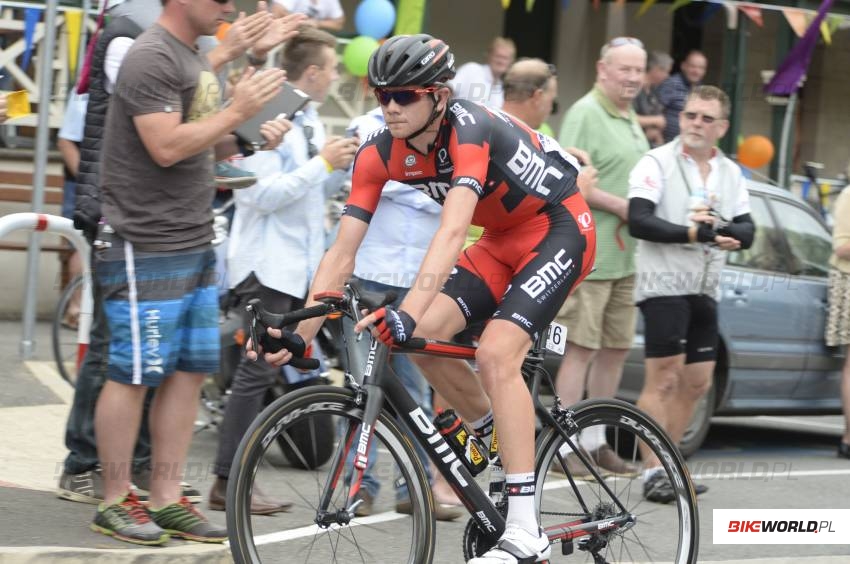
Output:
[{"xmin": 550, "ymin": 180, "xmax": 845, "ymax": 457}]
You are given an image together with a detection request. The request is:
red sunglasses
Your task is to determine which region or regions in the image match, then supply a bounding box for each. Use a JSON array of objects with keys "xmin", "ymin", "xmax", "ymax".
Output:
[{"xmin": 374, "ymin": 87, "xmax": 438, "ymax": 107}]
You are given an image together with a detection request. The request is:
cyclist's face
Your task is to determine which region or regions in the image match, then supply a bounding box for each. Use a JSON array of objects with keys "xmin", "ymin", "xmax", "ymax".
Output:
[
  {"xmin": 679, "ymin": 97, "xmax": 728, "ymax": 151},
  {"xmin": 379, "ymin": 87, "xmax": 448, "ymax": 139}
]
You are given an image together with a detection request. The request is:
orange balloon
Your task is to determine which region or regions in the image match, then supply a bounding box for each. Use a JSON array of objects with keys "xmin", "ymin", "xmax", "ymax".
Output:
[
  {"xmin": 737, "ymin": 135, "xmax": 775, "ymax": 169},
  {"xmin": 215, "ymin": 22, "xmax": 231, "ymax": 42}
]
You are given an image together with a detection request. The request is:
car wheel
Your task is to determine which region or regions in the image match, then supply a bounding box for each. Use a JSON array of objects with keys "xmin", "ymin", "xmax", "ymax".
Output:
[{"xmin": 678, "ymin": 380, "xmax": 716, "ymax": 458}]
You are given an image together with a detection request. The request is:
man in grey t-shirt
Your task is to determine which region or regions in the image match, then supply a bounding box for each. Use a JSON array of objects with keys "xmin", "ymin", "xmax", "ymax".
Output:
[{"xmin": 91, "ymin": 0, "xmax": 293, "ymax": 545}]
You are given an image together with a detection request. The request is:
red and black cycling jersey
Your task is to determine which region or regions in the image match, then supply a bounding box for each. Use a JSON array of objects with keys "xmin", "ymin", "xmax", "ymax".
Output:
[{"xmin": 344, "ymin": 98, "xmax": 582, "ymax": 231}]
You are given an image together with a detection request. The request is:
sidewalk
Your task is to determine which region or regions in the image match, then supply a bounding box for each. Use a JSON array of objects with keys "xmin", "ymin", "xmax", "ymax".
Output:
[{"xmin": 0, "ymin": 321, "xmax": 230, "ymax": 563}]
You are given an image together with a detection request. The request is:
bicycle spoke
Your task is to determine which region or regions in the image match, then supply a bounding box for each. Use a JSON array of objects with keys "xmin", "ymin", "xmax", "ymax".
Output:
[{"xmin": 228, "ymin": 388, "xmax": 434, "ymax": 564}]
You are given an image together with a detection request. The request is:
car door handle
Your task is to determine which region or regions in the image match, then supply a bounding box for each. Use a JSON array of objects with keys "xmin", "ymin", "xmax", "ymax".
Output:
[{"xmin": 724, "ymin": 289, "xmax": 748, "ymax": 304}]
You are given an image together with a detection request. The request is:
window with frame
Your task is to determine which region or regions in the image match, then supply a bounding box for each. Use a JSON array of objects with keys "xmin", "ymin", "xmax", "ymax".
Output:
[
  {"xmin": 727, "ymin": 195, "xmax": 789, "ymax": 273},
  {"xmin": 769, "ymin": 199, "xmax": 832, "ymax": 277}
]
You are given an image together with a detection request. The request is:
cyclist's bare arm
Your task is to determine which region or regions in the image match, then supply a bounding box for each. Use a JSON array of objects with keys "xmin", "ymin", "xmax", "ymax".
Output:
[
  {"xmin": 354, "ymin": 186, "xmax": 477, "ymax": 332},
  {"xmin": 255, "ymin": 214, "xmax": 369, "ymax": 366}
]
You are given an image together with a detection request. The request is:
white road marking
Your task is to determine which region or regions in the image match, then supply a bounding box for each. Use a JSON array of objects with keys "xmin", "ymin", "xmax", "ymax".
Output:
[{"xmin": 251, "ymin": 511, "xmax": 408, "ymax": 545}]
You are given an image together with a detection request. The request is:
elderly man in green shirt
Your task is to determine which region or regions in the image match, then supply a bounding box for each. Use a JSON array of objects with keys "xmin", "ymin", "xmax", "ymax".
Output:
[{"xmin": 553, "ymin": 37, "xmax": 649, "ymax": 477}]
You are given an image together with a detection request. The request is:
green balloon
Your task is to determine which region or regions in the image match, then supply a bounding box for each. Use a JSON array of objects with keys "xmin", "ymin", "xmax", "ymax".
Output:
[
  {"xmin": 537, "ymin": 122, "xmax": 555, "ymax": 137},
  {"xmin": 343, "ymin": 36, "xmax": 380, "ymax": 78}
]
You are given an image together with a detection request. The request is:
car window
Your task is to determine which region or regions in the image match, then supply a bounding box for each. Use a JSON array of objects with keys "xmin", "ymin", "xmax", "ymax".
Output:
[
  {"xmin": 769, "ymin": 198, "xmax": 832, "ymax": 277},
  {"xmin": 727, "ymin": 195, "xmax": 789, "ymax": 273}
]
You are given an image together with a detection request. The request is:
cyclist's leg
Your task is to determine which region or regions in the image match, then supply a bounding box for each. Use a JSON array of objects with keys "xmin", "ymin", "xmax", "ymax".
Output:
[
  {"xmin": 636, "ymin": 296, "xmax": 689, "ymax": 468},
  {"xmin": 411, "ymin": 294, "xmax": 491, "ymax": 422},
  {"xmin": 668, "ymin": 295, "xmax": 716, "ymax": 445}
]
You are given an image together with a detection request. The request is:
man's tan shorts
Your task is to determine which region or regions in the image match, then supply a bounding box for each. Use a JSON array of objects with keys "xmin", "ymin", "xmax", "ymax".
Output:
[{"xmin": 555, "ymin": 275, "xmax": 637, "ymax": 350}]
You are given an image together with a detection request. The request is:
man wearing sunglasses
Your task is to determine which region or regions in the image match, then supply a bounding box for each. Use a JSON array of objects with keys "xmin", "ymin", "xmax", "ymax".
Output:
[
  {"xmin": 259, "ymin": 34, "xmax": 595, "ymax": 564},
  {"xmin": 628, "ymin": 85, "xmax": 754, "ymax": 502},
  {"xmin": 89, "ymin": 0, "xmax": 294, "ymax": 546}
]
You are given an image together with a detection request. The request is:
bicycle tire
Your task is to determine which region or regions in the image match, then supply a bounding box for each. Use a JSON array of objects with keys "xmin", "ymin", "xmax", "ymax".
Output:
[
  {"xmin": 52, "ymin": 274, "xmax": 84, "ymax": 384},
  {"xmin": 227, "ymin": 385, "xmax": 436, "ymax": 564},
  {"xmin": 534, "ymin": 398, "xmax": 699, "ymax": 564}
]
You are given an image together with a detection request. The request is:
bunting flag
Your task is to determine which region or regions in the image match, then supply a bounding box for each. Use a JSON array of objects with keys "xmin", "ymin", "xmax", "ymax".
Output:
[
  {"xmin": 593, "ymin": 0, "xmax": 601, "ymax": 11},
  {"xmin": 394, "ymin": 0, "xmax": 427, "ymax": 35},
  {"xmin": 724, "ymin": 2, "xmax": 738, "ymax": 29},
  {"xmin": 562, "ymin": 0, "xmax": 570, "ymax": 10},
  {"xmin": 820, "ymin": 20, "xmax": 832, "ymax": 44},
  {"xmin": 22, "ymin": 7, "xmax": 43, "ymax": 72},
  {"xmin": 65, "ymin": 9, "xmax": 84, "ymax": 78},
  {"xmin": 669, "ymin": 0, "xmax": 692, "ymax": 13},
  {"xmin": 739, "ymin": 5, "xmax": 764, "ymax": 27},
  {"xmin": 782, "ymin": 8, "xmax": 809, "ymax": 38},
  {"xmin": 766, "ymin": 0, "xmax": 836, "ymax": 95},
  {"xmin": 636, "ymin": 0, "xmax": 658, "ymax": 18},
  {"xmin": 502, "ymin": 0, "xmax": 511, "ymax": 9},
  {"xmin": 526, "ymin": 0, "xmax": 535, "ymax": 12}
]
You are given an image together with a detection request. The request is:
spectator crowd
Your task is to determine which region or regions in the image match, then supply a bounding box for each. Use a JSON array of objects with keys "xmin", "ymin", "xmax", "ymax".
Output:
[{"xmin": 0, "ymin": 0, "xmax": 843, "ymax": 556}]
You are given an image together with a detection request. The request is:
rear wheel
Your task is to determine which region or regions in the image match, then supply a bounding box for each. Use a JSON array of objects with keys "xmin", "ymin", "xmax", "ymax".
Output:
[
  {"xmin": 227, "ymin": 385, "xmax": 436, "ymax": 564},
  {"xmin": 52, "ymin": 274, "xmax": 84, "ymax": 384},
  {"xmin": 535, "ymin": 398, "xmax": 699, "ymax": 563}
]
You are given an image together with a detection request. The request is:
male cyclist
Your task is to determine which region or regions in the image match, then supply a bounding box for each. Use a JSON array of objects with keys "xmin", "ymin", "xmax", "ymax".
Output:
[{"xmin": 258, "ymin": 35, "xmax": 596, "ymax": 563}]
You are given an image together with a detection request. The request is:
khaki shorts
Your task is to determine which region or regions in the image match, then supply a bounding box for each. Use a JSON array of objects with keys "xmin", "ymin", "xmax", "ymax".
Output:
[{"xmin": 556, "ymin": 275, "xmax": 637, "ymax": 350}]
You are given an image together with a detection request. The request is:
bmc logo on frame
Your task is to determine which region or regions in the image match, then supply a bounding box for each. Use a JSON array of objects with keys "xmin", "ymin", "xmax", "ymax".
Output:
[{"xmin": 713, "ymin": 509, "xmax": 850, "ymax": 544}]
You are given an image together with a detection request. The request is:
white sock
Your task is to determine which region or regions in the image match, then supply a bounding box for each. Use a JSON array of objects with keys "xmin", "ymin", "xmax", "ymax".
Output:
[
  {"xmin": 471, "ymin": 411, "xmax": 494, "ymax": 450},
  {"xmin": 505, "ymin": 472, "xmax": 539, "ymax": 535},
  {"xmin": 579, "ymin": 425, "xmax": 606, "ymax": 452},
  {"xmin": 643, "ymin": 466, "xmax": 664, "ymax": 482}
]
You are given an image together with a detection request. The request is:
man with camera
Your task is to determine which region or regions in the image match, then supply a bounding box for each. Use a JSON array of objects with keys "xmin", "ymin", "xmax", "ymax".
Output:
[{"xmin": 627, "ymin": 85, "xmax": 754, "ymax": 503}]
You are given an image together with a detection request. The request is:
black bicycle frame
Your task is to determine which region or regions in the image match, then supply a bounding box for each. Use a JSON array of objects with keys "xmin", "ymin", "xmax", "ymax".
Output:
[{"xmin": 351, "ymin": 333, "xmax": 505, "ymax": 547}]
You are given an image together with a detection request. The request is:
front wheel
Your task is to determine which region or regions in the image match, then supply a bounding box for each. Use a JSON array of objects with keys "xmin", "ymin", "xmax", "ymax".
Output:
[
  {"xmin": 535, "ymin": 398, "xmax": 699, "ymax": 563},
  {"xmin": 227, "ymin": 385, "xmax": 436, "ymax": 564}
]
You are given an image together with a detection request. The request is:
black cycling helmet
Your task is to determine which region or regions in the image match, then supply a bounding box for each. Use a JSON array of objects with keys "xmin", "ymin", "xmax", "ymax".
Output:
[{"xmin": 368, "ymin": 34, "xmax": 456, "ymax": 88}]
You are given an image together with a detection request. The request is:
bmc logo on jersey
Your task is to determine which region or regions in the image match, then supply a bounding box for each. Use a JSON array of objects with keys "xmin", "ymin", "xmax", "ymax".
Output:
[
  {"xmin": 577, "ymin": 212, "xmax": 593, "ymax": 230},
  {"xmin": 520, "ymin": 249, "xmax": 573, "ymax": 299},
  {"xmin": 506, "ymin": 139, "xmax": 564, "ymax": 198},
  {"xmin": 412, "ymin": 180, "xmax": 451, "ymax": 201}
]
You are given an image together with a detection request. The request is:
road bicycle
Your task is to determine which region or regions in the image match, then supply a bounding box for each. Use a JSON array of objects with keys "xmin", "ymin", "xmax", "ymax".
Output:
[{"xmin": 230, "ymin": 280, "xmax": 699, "ymax": 563}]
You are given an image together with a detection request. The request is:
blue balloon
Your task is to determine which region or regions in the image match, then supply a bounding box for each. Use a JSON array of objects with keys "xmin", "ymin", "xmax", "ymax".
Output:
[{"xmin": 355, "ymin": 0, "xmax": 396, "ymax": 40}]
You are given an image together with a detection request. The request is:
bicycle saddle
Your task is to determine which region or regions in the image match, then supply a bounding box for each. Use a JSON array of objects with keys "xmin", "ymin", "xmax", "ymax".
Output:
[{"xmin": 348, "ymin": 279, "xmax": 397, "ymax": 311}]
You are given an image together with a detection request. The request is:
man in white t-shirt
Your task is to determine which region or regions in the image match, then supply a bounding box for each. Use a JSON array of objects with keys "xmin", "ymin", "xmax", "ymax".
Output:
[
  {"xmin": 272, "ymin": 0, "xmax": 344, "ymax": 31},
  {"xmin": 627, "ymin": 85, "xmax": 754, "ymax": 503},
  {"xmin": 449, "ymin": 36, "xmax": 515, "ymax": 109}
]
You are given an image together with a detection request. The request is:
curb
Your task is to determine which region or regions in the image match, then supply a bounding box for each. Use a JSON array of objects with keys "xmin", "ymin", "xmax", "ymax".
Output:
[{"xmin": 0, "ymin": 544, "xmax": 232, "ymax": 564}]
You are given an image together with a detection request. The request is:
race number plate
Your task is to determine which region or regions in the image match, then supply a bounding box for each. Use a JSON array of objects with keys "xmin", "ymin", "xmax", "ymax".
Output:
[{"xmin": 546, "ymin": 322, "xmax": 567, "ymax": 355}]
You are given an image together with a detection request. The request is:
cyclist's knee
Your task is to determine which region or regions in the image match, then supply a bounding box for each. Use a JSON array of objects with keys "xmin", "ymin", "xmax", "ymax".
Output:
[{"xmin": 475, "ymin": 341, "xmax": 524, "ymax": 390}]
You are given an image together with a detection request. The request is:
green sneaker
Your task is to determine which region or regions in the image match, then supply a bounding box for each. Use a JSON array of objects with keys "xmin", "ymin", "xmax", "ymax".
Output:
[
  {"xmin": 90, "ymin": 491, "xmax": 169, "ymax": 546},
  {"xmin": 215, "ymin": 160, "xmax": 257, "ymax": 189},
  {"xmin": 150, "ymin": 497, "xmax": 227, "ymax": 543}
]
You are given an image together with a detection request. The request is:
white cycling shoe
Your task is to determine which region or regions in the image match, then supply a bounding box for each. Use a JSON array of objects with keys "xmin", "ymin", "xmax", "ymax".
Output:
[{"xmin": 467, "ymin": 524, "xmax": 551, "ymax": 564}]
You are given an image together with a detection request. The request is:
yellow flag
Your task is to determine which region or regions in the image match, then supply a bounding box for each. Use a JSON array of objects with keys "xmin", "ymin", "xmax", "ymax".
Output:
[
  {"xmin": 65, "ymin": 9, "xmax": 83, "ymax": 78},
  {"xmin": 6, "ymin": 90, "xmax": 32, "ymax": 119},
  {"xmin": 502, "ymin": 0, "xmax": 511, "ymax": 9},
  {"xmin": 526, "ymin": 0, "xmax": 535, "ymax": 12},
  {"xmin": 820, "ymin": 20, "xmax": 832, "ymax": 45}
]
